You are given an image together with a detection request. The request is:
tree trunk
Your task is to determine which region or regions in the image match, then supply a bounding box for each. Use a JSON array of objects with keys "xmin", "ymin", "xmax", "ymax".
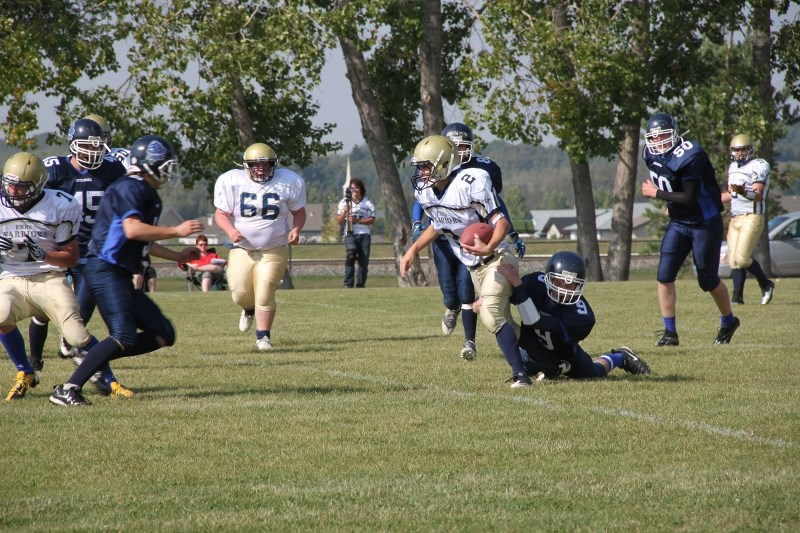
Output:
[
  {"xmin": 551, "ymin": 3, "xmax": 602, "ymax": 280},
  {"xmin": 752, "ymin": 2, "xmax": 773, "ymax": 275},
  {"xmin": 420, "ymin": 0, "xmax": 445, "ymax": 136},
  {"xmin": 339, "ymin": 35, "xmax": 426, "ymax": 286},
  {"xmin": 231, "ymin": 79, "xmax": 255, "ymax": 149},
  {"xmin": 570, "ymin": 159, "xmax": 603, "ymax": 281},
  {"xmin": 418, "ymin": 0, "xmax": 445, "ymax": 285},
  {"xmin": 607, "ymin": 0, "xmax": 649, "ymax": 281},
  {"xmin": 607, "ymin": 123, "xmax": 640, "ymax": 280}
]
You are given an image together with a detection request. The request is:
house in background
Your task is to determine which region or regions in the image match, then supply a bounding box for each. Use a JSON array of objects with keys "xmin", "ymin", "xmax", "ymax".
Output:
[{"xmin": 528, "ymin": 202, "xmax": 657, "ymax": 240}]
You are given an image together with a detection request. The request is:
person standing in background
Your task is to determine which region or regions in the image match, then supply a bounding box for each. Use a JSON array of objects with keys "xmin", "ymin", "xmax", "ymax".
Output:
[
  {"xmin": 336, "ymin": 178, "xmax": 375, "ymax": 288},
  {"xmin": 720, "ymin": 134, "xmax": 775, "ymax": 305}
]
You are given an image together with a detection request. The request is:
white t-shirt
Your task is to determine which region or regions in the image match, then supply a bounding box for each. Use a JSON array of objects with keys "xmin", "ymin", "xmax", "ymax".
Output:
[
  {"xmin": 414, "ymin": 166, "xmax": 509, "ymax": 268},
  {"xmin": 337, "ymin": 197, "xmax": 376, "ymax": 236},
  {"xmin": 728, "ymin": 158, "xmax": 769, "ymax": 216},
  {"xmin": 0, "ymin": 189, "xmax": 82, "ymax": 278},
  {"xmin": 213, "ymin": 168, "xmax": 307, "ymax": 251}
]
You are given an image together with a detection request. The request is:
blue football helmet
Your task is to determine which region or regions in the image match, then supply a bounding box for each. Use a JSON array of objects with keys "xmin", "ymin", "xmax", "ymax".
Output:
[
  {"xmin": 644, "ymin": 113, "xmax": 679, "ymax": 155},
  {"xmin": 544, "ymin": 251, "xmax": 586, "ymax": 305},
  {"xmin": 442, "ymin": 122, "xmax": 473, "ymax": 166},
  {"xmin": 128, "ymin": 135, "xmax": 179, "ymax": 187},
  {"xmin": 68, "ymin": 118, "xmax": 108, "ymax": 170}
]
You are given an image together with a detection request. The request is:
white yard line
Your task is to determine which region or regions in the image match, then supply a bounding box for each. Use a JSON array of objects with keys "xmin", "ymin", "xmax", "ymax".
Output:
[{"xmin": 322, "ymin": 368, "xmax": 798, "ymax": 449}]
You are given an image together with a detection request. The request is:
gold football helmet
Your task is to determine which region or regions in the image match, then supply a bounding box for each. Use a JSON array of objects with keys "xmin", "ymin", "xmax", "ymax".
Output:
[
  {"xmin": 84, "ymin": 114, "xmax": 112, "ymax": 145},
  {"xmin": 410, "ymin": 135, "xmax": 456, "ymax": 191},
  {"xmin": 243, "ymin": 143, "xmax": 278, "ymax": 183},
  {"xmin": 1, "ymin": 152, "xmax": 47, "ymax": 208},
  {"xmin": 730, "ymin": 134, "xmax": 753, "ymax": 163}
]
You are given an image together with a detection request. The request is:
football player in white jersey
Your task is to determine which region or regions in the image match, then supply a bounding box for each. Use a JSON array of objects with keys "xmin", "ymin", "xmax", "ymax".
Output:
[
  {"xmin": 214, "ymin": 142, "xmax": 307, "ymax": 351},
  {"xmin": 0, "ymin": 153, "xmax": 103, "ymax": 400},
  {"xmin": 400, "ymin": 135, "xmax": 533, "ymax": 387},
  {"xmin": 721, "ymin": 134, "xmax": 775, "ymax": 305}
]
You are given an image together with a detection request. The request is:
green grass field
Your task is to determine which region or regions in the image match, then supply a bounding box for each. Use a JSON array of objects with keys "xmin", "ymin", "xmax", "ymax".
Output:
[{"xmin": 2, "ymin": 277, "xmax": 798, "ymax": 531}]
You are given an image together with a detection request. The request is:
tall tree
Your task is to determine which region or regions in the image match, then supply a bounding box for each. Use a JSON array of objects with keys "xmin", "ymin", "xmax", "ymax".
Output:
[
  {"xmin": 468, "ymin": 0, "xmax": 647, "ymax": 280},
  {"xmin": 607, "ymin": 0, "xmax": 651, "ymax": 281},
  {"xmin": 0, "ymin": 1, "xmax": 118, "ymax": 148},
  {"xmin": 58, "ymin": 1, "xmax": 338, "ymax": 189},
  {"xmin": 333, "ymin": 0, "xmax": 425, "ymax": 286}
]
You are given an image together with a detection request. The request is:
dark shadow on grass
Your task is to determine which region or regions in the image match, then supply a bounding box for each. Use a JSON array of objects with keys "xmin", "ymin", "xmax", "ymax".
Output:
[
  {"xmin": 536, "ymin": 373, "xmax": 700, "ymax": 385},
  {"xmin": 127, "ymin": 383, "xmax": 427, "ymax": 398}
]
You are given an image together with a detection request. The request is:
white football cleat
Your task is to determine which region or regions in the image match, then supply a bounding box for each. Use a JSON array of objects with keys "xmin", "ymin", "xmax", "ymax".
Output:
[
  {"xmin": 256, "ymin": 337, "xmax": 272, "ymax": 351},
  {"xmin": 239, "ymin": 310, "xmax": 254, "ymax": 332},
  {"xmin": 59, "ymin": 336, "xmax": 77, "ymax": 358}
]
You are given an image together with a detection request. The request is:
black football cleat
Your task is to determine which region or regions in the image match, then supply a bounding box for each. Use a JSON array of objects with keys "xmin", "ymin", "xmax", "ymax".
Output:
[
  {"xmin": 506, "ymin": 373, "xmax": 533, "ymax": 388},
  {"xmin": 49, "ymin": 384, "xmax": 91, "ymax": 406},
  {"xmin": 714, "ymin": 317, "xmax": 740, "ymax": 345},
  {"xmin": 615, "ymin": 346, "xmax": 651, "ymax": 375},
  {"xmin": 655, "ymin": 330, "xmax": 679, "ymax": 346}
]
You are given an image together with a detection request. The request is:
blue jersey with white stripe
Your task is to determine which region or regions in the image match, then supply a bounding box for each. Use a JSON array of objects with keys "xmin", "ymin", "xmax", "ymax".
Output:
[{"xmin": 87, "ymin": 175, "xmax": 162, "ymax": 274}]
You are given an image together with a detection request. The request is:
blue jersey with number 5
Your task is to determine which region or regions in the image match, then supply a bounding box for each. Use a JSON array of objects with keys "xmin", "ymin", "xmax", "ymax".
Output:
[
  {"xmin": 43, "ymin": 155, "xmax": 126, "ymax": 256},
  {"xmin": 643, "ymin": 140, "xmax": 722, "ymax": 224}
]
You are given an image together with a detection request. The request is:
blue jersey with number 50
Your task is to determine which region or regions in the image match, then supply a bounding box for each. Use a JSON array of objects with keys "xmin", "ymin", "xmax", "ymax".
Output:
[
  {"xmin": 87, "ymin": 175, "xmax": 162, "ymax": 274},
  {"xmin": 43, "ymin": 155, "xmax": 126, "ymax": 256},
  {"xmin": 643, "ymin": 140, "xmax": 722, "ymax": 224}
]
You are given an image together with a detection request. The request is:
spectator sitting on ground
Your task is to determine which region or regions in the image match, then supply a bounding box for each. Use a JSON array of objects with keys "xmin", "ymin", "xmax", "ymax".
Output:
[{"xmin": 184, "ymin": 235, "xmax": 227, "ymax": 292}]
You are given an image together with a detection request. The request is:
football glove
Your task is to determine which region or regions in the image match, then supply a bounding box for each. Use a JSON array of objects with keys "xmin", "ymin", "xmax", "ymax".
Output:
[
  {"xmin": 509, "ymin": 231, "xmax": 526, "ymax": 258},
  {"xmin": 411, "ymin": 221, "xmax": 423, "ymax": 243},
  {"xmin": 0, "ymin": 236, "xmax": 13, "ymax": 252},
  {"xmin": 24, "ymin": 235, "xmax": 47, "ymax": 262}
]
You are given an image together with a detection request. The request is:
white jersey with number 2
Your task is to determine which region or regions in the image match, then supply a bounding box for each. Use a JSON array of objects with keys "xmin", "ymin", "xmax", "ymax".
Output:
[{"xmin": 414, "ymin": 167, "xmax": 508, "ymax": 268}]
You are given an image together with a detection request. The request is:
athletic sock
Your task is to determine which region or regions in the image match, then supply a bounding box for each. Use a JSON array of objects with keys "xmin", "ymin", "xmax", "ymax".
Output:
[
  {"xmin": 721, "ymin": 313, "xmax": 736, "ymax": 328},
  {"xmin": 67, "ymin": 337, "xmax": 123, "ymax": 387},
  {"xmin": 746, "ymin": 260, "xmax": 769, "ymax": 288},
  {"xmin": 601, "ymin": 352, "xmax": 624, "ymax": 369},
  {"xmin": 28, "ymin": 318, "xmax": 48, "ymax": 362},
  {"xmin": 1, "ymin": 327, "xmax": 33, "ymax": 373},
  {"xmin": 496, "ymin": 322, "xmax": 526, "ymax": 375},
  {"xmin": 461, "ymin": 307, "xmax": 477, "ymax": 343},
  {"xmin": 663, "ymin": 316, "xmax": 677, "ymax": 334}
]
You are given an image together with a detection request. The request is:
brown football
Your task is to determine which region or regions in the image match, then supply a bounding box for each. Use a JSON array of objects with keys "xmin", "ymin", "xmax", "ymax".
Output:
[{"xmin": 459, "ymin": 222, "xmax": 494, "ymax": 246}]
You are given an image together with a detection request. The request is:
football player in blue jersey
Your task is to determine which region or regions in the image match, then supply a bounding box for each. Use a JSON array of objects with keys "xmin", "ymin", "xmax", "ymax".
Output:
[
  {"xmin": 492, "ymin": 252, "xmax": 650, "ymax": 380},
  {"xmin": 49, "ymin": 135, "xmax": 204, "ymax": 406},
  {"xmin": 84, "ymin": 113, "xmax": 131, "ymax": 165},
  {"xmin": 640, "ymin": 113, "xmax": 740, "ymax": 346},
  {"xmin": 410, "ymin": 122, "xmax": 525, "ymax": 361},
  {"xmin": 26, "ymin": 117, "xmax": 131, "ymax": 394}
]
